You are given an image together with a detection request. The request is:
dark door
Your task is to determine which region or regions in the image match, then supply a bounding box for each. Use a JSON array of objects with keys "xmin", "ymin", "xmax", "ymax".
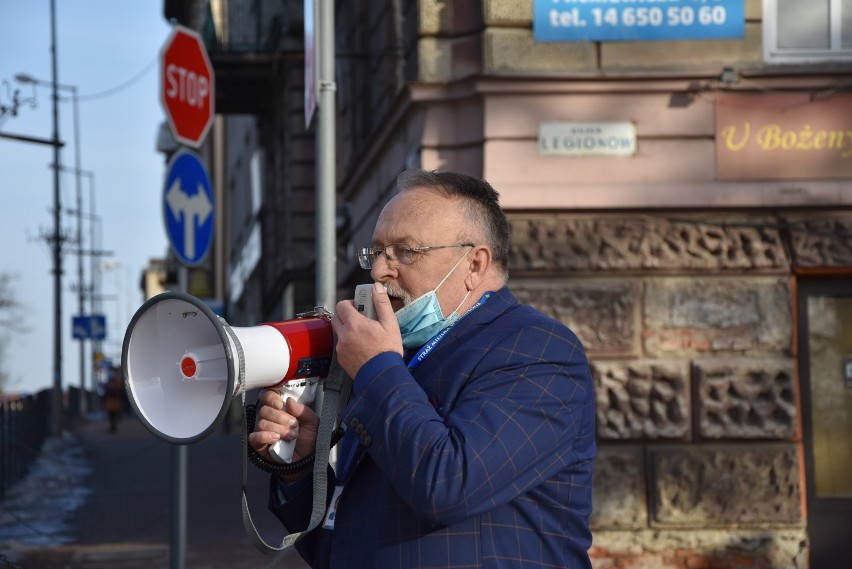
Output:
[{"xmin": 797, "ymin": 279, "xmax": 852, "ymax": 568}]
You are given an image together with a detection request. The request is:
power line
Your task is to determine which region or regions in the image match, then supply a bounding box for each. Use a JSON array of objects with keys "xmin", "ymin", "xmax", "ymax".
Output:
[{"xmin": 71, "ymin": 56, "xmax": 158, "ymax": 103}]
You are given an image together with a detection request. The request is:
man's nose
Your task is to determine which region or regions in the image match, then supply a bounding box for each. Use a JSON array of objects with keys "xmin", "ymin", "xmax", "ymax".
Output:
[{"xmin": 370, "ymin": 251, "xmax": 397, "ymax": 281}]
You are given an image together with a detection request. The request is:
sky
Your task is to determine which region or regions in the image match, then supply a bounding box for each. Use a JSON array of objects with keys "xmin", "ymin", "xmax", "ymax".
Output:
[{"xmin": 0, "ymin": 2, "xmax": 172, "ymax": 395}]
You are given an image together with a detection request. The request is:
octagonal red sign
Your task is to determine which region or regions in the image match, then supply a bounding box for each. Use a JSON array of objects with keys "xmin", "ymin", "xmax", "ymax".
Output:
[{"xmin": 160, "ymin": 25, "xmax": 215, "ymax": 148}]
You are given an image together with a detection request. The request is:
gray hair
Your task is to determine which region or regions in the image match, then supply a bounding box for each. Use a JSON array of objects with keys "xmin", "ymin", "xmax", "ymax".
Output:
[{"xmin": 396, "ymin": 169, "xmax": 511, "ymax": 275}]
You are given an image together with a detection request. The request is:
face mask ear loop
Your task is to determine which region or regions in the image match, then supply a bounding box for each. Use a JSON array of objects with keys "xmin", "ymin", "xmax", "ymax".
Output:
[
  {"xmin": 453, "ymin": 290, "xmax": 472, "ymax": 315},
  {"xmin": 434, "ymin": 247, "xmax": 472, "ymax": 294}
]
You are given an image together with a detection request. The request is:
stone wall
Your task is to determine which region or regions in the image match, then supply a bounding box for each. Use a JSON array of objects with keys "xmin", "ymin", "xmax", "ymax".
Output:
[{"xmin": 507, "ymin": 212, "xmax": 810, "ymax": 568}]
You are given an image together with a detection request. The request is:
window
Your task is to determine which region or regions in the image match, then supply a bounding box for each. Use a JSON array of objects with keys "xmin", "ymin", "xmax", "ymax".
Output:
[{"xmin": 764, "ymin": 0, "xmax": 852, "ymax": 63}]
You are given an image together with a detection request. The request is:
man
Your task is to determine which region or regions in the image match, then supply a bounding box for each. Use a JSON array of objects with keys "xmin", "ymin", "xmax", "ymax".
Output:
[{"xmin": 249, "ymin": 169, "xmax": 596, "ymax": 568}]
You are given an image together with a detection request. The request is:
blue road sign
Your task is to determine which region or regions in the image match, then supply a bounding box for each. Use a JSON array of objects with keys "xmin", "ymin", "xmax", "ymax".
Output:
[
  {"xmin": 72, "ymin": 314, "xmax": 107, "ymax": 340},
  {"xmin": 72, "ymin": 315, "xmax": 89, "ymax": 340},
  {"xmin": 89, "ymin": 314, "xmax": 106, "ymax": 340},
  {"xmin": 163, "ymin": 149, "xmax": 214, "ymax": 266}
]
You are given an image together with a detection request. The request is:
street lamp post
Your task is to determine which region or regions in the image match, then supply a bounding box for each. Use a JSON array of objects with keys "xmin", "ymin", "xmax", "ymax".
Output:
[
  {"xmin": 60, "ymin": 166, "xmax": 110, "ymax": 413},
  {"xmin": 7, "ymin": 0, "xmax": 70, "ymax": 437},
  {"xmin": 16, "ymin": 72, "xmax": 84, "ymax": 422},
  {"xmin": 99, "ymin": 260, "xmax": 132, "ymax": 363}
]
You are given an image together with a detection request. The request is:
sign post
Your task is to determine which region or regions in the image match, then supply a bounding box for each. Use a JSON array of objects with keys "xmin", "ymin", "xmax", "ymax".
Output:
[{"xmin": 159, "ymin": 27, "xmax": 216, "ymax": 569}]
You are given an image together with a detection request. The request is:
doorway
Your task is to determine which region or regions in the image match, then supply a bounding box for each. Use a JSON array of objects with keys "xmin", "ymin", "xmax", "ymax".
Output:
[{"xmin": 797, "ymin": 278, "xmax": 852, "ymax": 568}]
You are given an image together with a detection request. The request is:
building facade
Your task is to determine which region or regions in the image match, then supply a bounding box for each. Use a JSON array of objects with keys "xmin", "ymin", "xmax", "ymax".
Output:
[{"xmin": 163, "ymin": 0, "xmax": 852, "ymax": 566}]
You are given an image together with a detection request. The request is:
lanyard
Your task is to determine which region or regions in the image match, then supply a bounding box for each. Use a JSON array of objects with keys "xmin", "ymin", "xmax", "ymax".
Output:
[
  {"xmin": 327, "ymin": 292, "xmax": 493, "ymax": 528},
  {"xmin": 336, "ymin": 428, "xmax": 364, "ymax": 486},
  {"xmin": 407, "ymin": 292, "xmax": 492, "ymax": 371},
  {"xmin": 338, "ymin": 293, "xmax": 492, "ymax": 480}
]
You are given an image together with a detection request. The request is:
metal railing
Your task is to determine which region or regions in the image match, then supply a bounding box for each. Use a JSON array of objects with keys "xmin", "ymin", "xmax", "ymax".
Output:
[
  {"xmin": 0, "ymin": 390, "xmax": 50, "ymax": 500},
  {"xmin": 0, "ymin": 387, "xmax": 91, "ymax": 501}
]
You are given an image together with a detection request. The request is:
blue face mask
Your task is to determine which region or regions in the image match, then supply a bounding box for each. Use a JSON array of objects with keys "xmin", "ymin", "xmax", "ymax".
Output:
[{"xmin": 395, "ymin": 252, "xmax": 472, "ymax": 349}]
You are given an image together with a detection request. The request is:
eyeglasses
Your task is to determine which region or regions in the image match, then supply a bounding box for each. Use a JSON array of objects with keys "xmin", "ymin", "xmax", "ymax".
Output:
[{"xmin": 357, "ymin": 243, "xmax": 473, "ymax": 269}]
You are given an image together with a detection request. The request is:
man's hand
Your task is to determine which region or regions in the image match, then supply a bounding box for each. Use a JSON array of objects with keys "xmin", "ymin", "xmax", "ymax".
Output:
[
  {"xmin": 331, "ymin": 282, "xmax": 403, "ymax": 377},
  {"xmin": 248, "ymin": 389, "xmax": 320, "ymax": 480}
]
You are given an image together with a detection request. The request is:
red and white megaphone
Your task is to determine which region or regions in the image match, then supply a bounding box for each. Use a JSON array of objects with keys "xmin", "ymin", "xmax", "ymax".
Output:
[{"xmin": 121, "ymin": 291, "xmax": 334, "ymax": 463}]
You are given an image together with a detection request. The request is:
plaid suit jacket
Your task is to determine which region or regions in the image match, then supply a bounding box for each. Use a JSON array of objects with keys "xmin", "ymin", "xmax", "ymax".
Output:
[{"xmin": 270, "ymin": 287, "xmax": 595, "ymax": 568}]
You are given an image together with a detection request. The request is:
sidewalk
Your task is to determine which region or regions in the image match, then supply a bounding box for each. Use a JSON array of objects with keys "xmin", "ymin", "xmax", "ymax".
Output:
[{"xmin": 1, "ymin": 409, "xmax": 309, "ymax": 569}]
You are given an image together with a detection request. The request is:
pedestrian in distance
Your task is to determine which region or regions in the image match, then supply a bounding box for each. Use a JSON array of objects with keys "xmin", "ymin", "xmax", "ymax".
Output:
[
  {"xmin": 103, "ymin": 368, "xmax": 125, "ymax": 433},
  {"xmin": 248, "ymin": 168, "xmax": 596, "ymax": 568}
]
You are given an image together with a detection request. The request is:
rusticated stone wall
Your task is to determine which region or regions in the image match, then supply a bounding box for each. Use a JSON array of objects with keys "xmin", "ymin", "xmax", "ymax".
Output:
[
  {"xmin": 650, "ymin": 445, "xmax": 801, "ymax": 526},
  {"xmin": 505, "ymin": 212, "xmax": 831, "ymax": 568}
]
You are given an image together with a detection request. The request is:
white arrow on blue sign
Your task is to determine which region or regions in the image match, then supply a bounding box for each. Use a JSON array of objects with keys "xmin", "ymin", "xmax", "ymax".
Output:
[
  {"xmin": 72, "ymin": 314, "xmax": 107, "ymax": 340},
  {"xmin": 72, "ymin": 316, "xmax": 89, "ymax": 340},
  {"xmin": 163, "ymin": 149, "xmax": 214, "ymax": 267},
  {"xmin": 89, "ymin": 314, "xmax": 106, "ymax": 340}
]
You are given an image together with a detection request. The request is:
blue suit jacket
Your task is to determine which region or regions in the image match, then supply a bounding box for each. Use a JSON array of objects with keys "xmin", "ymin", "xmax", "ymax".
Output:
[{"xmin": 270, "ymin": 287, "xmax": 595, "ymax": 568}]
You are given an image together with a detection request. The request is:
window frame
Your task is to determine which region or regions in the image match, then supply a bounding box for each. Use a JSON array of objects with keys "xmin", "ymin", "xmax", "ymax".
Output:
[{"xmin": 763, "ymin": 0, "xmax": 852, "ymax": 63}]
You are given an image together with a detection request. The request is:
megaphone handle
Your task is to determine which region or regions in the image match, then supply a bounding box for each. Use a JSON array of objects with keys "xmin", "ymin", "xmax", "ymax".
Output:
[
  {"xmin": 269, "ymin": 438, "xmax": 297, "ymax": 464},
  {"xmin": 267, "ymin": 380, "xmax": 319, "ymax": 463}
]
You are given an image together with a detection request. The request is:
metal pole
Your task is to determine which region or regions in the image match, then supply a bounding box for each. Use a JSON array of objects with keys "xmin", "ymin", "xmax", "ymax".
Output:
[
  {"xmin": 49, "ymin": 0, "xmax": 64, "ymax": 437},
  {"xmin": 170, "ymin": 265, "xmax": 189, "ymax": 569},
  {"xmin": 71, "ymin": 87, "xmax": 86, "ymax": 417},
  {"xmin": 170, "ymin": 444, "xmax": 187, "ymax": 569},
  {"xmin": 316, "ymin": 0, "xmax": 336, "ymax": 310},
  {"xmin": 88, "ymin": 174, "xmax": 100, "ymax": 413}
]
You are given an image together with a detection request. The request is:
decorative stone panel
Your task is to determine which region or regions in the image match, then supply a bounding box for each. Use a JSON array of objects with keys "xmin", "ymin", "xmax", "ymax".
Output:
[
  {"xmin": 592, "ymin": 361, "xmax": 690, "ymax": 440},
  {"xmin": 649, "ymin": 445, "xmax": 801, "ymax": 526},
  {"xmin": 694, "ymin": 358, "xmax": 797, "ymax": 439},
  {"xmin": 786, "ymin": 215, "xmax": 852, "ymax": 268},
  {"xmin": 590, "ymin": 447, "xmax": 647, "ymax": 530},
  {"xmin": 644, "ymin": 278, "xmax": 791, "ymax": 357},
  {"xmin": 511, "ymin": 280, "xmax": 639, "ymax": 357},
  {"xmin": 508, "ymin": 216, "xmax": 788, "ymax": 273}
]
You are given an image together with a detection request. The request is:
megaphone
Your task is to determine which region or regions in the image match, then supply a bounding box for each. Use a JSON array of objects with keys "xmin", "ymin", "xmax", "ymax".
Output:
[{"xmin": 121, "ymin": 291, "xmax": 334, "ymax": 463}]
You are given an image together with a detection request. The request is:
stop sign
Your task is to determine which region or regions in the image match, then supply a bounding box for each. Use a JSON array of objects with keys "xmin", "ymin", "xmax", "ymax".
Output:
[{"xmin": 160, "ymin": 25, "xmax": 215, "ymax": 148}]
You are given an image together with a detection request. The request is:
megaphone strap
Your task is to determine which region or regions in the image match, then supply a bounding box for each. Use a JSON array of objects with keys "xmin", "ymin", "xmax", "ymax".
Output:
[{"xmin": 239, "ymin": 344, "xmax": 353, "ymax": 557}]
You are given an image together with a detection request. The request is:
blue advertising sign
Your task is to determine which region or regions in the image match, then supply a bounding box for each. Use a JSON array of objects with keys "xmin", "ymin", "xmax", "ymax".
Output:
[
  {"xmin": 534, "ymin": 0, "xmax": 744, "ymax": 42},
  {"xmin": 163, "ymin": 149, "xmax": 214, "ymax": 267}
]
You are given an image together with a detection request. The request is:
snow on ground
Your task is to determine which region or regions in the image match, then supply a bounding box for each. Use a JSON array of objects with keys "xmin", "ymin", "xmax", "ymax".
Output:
[{"xmin": 0, "ymin": 430, "xmax": 91, "ymax": 550}]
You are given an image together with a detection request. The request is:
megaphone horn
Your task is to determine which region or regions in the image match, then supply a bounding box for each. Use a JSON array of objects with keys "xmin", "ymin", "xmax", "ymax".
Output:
[{"xmin": 121, "ymin": 291, "xmax": 333, "ymax": 462}]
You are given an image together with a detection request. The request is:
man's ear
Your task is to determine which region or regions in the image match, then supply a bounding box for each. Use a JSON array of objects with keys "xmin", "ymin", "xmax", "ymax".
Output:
[{"xmin": 465, "ymin": 245, "xmax": 492, "ymax": 290}]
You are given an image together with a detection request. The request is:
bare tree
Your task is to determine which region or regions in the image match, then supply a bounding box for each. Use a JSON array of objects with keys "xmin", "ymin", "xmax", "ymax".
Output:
[{"xmin": 0, "ymin": 273, "xmax": 27, "ymax": 394}]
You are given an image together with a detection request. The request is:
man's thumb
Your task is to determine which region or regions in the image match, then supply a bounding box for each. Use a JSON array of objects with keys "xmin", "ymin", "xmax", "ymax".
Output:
[
  {"xmin": 285, "ymin": 397, "xmax": 306, "ymax": 418},
  {"xmin": 371, "ymin": 282, "xmax": 396, "ymax": 323}
]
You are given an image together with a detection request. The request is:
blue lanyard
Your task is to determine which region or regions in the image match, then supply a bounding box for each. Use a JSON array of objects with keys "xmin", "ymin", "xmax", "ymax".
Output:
[
  {"xmin": 337, "ymin": 293, "xmax": 491, "ymax": 484},
  {"xmin": 336, "ymin": 429, "xmax": 364, "ymax": 485},
  {"xmin": 407, "ymin": 292, "xmax": 492, "ymax": 371}
]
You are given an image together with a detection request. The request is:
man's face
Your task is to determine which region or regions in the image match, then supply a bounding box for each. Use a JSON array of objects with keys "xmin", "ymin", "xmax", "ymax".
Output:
[{"xmin": 370, "ymin": 188, "xmax": 470, "ymax": 316}]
